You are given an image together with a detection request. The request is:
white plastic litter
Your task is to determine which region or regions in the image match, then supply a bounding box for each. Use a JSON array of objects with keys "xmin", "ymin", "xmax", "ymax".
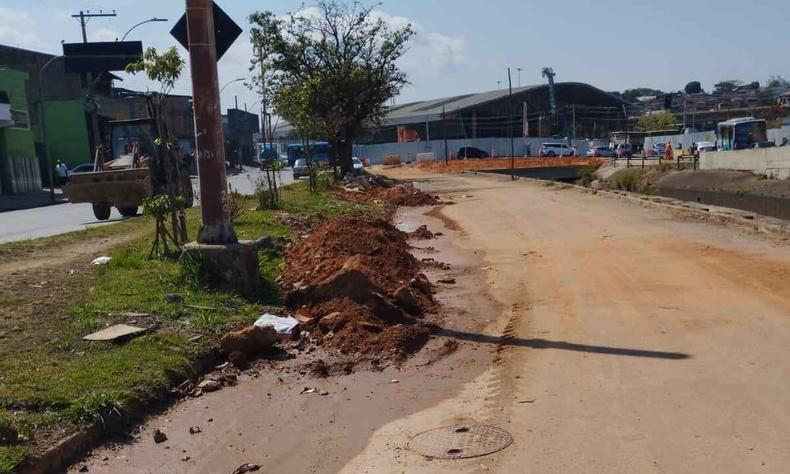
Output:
[
  {"xmin": 90, "ymin": 256, "xmax": 112, "ymax": 265},
  {"xmin": 254, "ymin": 313, "xmax": 299, "ymax": 337}
]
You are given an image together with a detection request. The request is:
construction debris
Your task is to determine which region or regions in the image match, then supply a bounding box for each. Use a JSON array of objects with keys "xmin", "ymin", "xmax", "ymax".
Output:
[
  {"xmin": 281, "ymin": 214, "xmax": 435, "ymax": 359},
  {"xmin": 83, "ymin": 324, "xmax": 146, "ymax": 342},
  {"xmin": 409, "ymin": 225, "xmax": 435, "ymax": 240},
  {"xmin": 253, "ymin": 313, "xmax": 300, "ymax": 338},
  {"xmin": 339, "ymin": 174, "xmax": 438, "ymax": 206},
  {"xmin": 153, "ymin": 429, "xmax": 167, "ymax": 444},
  {"xmin": 220, "ymin": 325, "xmax": 277, "ymax": 356},
  {"xmin": 232, "ymin": 464, "xmax": 261, "ymax": 474}
]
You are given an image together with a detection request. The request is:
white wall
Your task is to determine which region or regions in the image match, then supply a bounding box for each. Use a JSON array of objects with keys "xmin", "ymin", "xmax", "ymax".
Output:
[
  {"xmin": 700, "ymin": 146, "xmax": 790, "ymax": 179},
  {"xmin": 353, "ymin": 137, "xmax": 591, "ymax": 165}
]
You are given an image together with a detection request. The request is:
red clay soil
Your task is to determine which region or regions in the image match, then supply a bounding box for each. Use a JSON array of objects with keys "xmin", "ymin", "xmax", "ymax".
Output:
[
  {"xmin": 414, "ymin": 156, "xmax": 603, "ymax": 173},
  {"xmin": 337, "ymin": 182, "xmax": 439, "ymax": 207},
  {"xmin": 281, "ymin": 214, "xmax": 436, "ymax": 360}
]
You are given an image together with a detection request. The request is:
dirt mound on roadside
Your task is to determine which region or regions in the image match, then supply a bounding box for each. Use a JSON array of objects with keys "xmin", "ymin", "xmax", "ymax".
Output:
[
  {"xmin": 338, "ymin": 174, "xmax": 438, "ymax": 207},
  {"xmin": 281, "ymin": 214, "xmax": 435, "ymax": 359}
]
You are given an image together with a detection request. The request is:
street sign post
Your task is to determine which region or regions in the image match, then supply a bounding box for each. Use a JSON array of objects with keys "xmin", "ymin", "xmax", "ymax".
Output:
[
  {"xmin": 182, "ymin": 0, "xmax": 239, "ymax": 244},
  {"xmin": 171, "ymin": 1, "xmax": 241, "ymax": 60}
]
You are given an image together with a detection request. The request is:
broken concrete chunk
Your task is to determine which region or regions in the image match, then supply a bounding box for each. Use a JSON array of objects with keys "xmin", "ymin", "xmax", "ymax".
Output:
[
  {"xmin": 83, "ymin": 324, "xmax": 146, "ymax": 342},
  {"xmin": 254, "ymin": 313, "xmax": 299, "ymax": 337},
  {"xmin": 153, "ymin": 429, "xmax": 167, "ymax": 444},
  {"xmin": 197, "ymin": 379, "xmax": 221, "ymax": 393},
  {"xmin": 394, "ymin": 286, "xmax": 420, "ymax": 313}
]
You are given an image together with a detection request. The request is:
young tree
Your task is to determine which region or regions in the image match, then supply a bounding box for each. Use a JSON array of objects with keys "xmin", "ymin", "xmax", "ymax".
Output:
[
  {"xmin": 274, "ymin": 79, "xmax": 322, "ymax": 192},
  {"xmin": 126, "ymin": 47, "xmax": 190, "ymax": 253},
  {"xmin": 249, "ymin": 1, "xmax": 414, "ymax": 177}
]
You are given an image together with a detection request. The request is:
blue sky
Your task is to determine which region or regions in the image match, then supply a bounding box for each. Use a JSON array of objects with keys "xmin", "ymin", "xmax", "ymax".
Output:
[{"xmin": 2, "ymin": 0, "xmax": 788, "ymax": 110}]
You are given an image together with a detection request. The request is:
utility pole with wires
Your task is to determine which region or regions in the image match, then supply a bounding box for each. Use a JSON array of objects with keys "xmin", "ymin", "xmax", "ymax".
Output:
[
  {"xmin": 442, "ymin": 106, "xmax": 449, "ymax": 165},
  {"xmin": 572, "ymin": 104, "xmax": 576, "ymax": 139},
  {"xmin": 71, "ymin": 10, "xmax": 117, "ymax": 43},
  {"xmin": 507, "ymin": 67, "xmax": 515, "ymax": 180}
]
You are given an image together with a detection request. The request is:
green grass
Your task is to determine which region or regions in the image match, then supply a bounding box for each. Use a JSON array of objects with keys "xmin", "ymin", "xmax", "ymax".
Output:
[
  {"xmin": 0, "ymin": 179, "xmax": 380, "ymax": 472},
  {"xmin": 610, "ymin": 168, "xmax": 647, "ymax": 192}
]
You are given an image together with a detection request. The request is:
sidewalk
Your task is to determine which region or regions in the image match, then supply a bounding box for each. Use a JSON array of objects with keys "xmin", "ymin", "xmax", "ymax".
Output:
[{"xmin": 0, "ymin": 188, "xmax": 67, "ymax": 212}]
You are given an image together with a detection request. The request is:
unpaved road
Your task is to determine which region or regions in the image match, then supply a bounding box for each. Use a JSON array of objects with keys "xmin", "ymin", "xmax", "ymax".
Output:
[{"xmin": 72, "ymin": 169, "xmax": 790, "ymax": 473}]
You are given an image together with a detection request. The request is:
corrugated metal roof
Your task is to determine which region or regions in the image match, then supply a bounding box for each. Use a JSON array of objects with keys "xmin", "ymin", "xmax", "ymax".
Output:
[{"xmin": 385, "ymin": 85, "xmax": 543, "ymax": 121}]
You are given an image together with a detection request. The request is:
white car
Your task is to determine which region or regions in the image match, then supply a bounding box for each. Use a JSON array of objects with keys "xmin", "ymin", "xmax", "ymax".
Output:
[
  {"xmin": 696, "ymin": 141, "xmax": 716, "ymax": 152},
  {"xmin": 539, "ymin": 143, "xmax": 575, "ymax": 157},
  {"xmin": 586, "ymin": 146, "xmax": 616, "ymax": 158}
]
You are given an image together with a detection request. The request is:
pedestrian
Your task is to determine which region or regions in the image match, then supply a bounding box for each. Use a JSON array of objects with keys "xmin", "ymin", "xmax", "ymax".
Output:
[
  {"xmin": 664, "ymin": 142, "xmax": 673, "ymax": 162},
  {"xmin": 781, "ymin": 137, "xmax": 788, "ymax": 147},
  {"xmin": 55, "ymin": 160, "xmax": 68, "ymax": 186}
]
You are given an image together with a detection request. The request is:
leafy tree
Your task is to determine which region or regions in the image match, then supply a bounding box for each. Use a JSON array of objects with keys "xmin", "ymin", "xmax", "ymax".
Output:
[
  {"xmin": 767, "ymin": 75, "xmax": 789, "ymax": 88},
  {"xmin": 249, "ymin": 1, "xmax": 414, "ymax": 176},
  {"xmin": 684, "ymin": 81, "xmax": 702, "ymax": 94},
  {"xmin": 636, "ymin": 111, "xmax": 677, "ymax": 132}
]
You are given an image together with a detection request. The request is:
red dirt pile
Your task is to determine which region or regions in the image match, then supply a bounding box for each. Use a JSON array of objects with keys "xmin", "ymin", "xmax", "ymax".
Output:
[
  {"xmin": 281, "ymin": 214, "xmax": 435, "ymax": 359},
  {"xmin": 338, "ymin": 174, "xmax": 438, "ymax": 206}
]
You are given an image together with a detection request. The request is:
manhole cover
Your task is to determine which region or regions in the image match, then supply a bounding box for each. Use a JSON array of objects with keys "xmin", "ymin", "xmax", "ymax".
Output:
[{"xmin": 407, "ymin": 425, "xmax": 513, "ymax": 460}]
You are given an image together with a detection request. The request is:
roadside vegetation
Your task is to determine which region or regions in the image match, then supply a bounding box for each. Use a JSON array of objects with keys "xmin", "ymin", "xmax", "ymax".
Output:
[{"xmin": 0, "ymin": 179, "xmax": 381, "ymax": 473}]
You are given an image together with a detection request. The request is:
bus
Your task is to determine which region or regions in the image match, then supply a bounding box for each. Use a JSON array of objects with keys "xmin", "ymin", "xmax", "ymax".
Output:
[
  {"xmin": 717, "ymin": 117, "xmax": 768, "ymax": 151},
  {"xmin": 286, "ymin": 142, "xmax": 332, "ymax": 167}
]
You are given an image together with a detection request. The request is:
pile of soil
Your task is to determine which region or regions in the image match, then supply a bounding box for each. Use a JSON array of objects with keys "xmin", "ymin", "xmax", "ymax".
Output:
[
  {"xmin": 409, "ymin": 225, "xmax": 435, "ymax": 240},
  {"xmin": 281, "ymin": 214, "xmax": 435, "ymax": 359},
  {"xmin": 338, "ymin": 174, "xmax": 438, "ymax": 207}
]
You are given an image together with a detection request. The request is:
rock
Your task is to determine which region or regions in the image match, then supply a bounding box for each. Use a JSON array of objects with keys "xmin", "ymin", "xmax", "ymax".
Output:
[
  {"xmin": 78, "ymin": 465, "xmax": 89, "ymax": 472},
  {"xmin": 228, "ymin": 350, "xmax": 249, "ymax": 370},
  {"xmin": 198, "ymin": 379, "xmax": 221, "ymax": 393},
  {"xmin": 233, "ymin": 464, "xmax": 261, "ymax": 474},
  {"xmin": 394, "ymin": 286, "xmax": 420, "ymax": 313},
  {"xmin": 220, "ymin": 325, "xmax": 277, "ymax": 355},
  {"xmin": 189, "ymin": 426, "xmax": 202, "ymax": 435},
  {"xmin": 438, "ymin": 278, "xmax": 456, "ymax": 284},
  {"xmin": 409, "ymin": 225, "xmax": 434, "ymax": 240},
  {"xmin": 0, "ymin": 424, "xmax": 19, "ymax": 444},
  {"xmin": 409, "ymin": 273, "xmax": 432, "ymax": 295},
  {"xmin": 293, "ymin": 308, "xmax": 315, "ymax": 326},
  {"xmin": 181, "ymin": 456, "xmax": 191, "ymax": 462},
  {"xmin": 165, "ymin": 293, "xmax": 184, "ymax": 304},
  {"xmin": 360, "ymin": 321, "xmax": 383, "ymax": 333},
  {"xmin": 318, "ymin": 312, "xmax": 348, "ymax": 333},
  {"xmin": 153, "ymin": 429, "xmax": 167, "ymax": 444}
]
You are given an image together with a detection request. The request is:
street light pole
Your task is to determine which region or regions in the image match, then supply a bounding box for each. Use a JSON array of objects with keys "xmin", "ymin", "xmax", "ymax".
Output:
[
  {"xmin": 220, "ymin": 77, "xmax": 245, "ymax": 94},
  {"xmin": 186, "ymin": 0, "xmax": 237, "ymax": 244},
  {"xmin": 120, "ymin": 17, "xmax": 168, "ymax": 41},
  {"xmin": 37, "ymin": 55, "xmax": 62, "ymax": 201}
]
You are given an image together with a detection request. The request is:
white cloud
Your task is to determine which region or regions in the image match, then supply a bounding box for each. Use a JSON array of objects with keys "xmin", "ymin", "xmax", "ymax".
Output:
[
  {"xmin": 0, "ymin": 7, "xmax": 49, "ymax": 51},
  {"xmin": 92, "ymin": 28, "xmax": 120, "ymax": 42}
]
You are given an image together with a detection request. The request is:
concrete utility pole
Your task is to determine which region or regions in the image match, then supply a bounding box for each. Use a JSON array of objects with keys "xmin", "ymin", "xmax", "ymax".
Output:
[
  {"xmin": 507, "ymin": 67, "xmax": 515, "ymax": 180},
  {"xmin": 442, "ymin": 106, "xmax": 449, "ymax": 164},
  {"xmin": 186, "ymin": 0, "xmax": 237, "ymax": 244}
]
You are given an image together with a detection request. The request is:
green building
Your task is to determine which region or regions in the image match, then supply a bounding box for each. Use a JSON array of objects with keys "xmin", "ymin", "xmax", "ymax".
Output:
[{"xmin": 0, "ymin": 68, "xmax": 40, "ymax": 195}]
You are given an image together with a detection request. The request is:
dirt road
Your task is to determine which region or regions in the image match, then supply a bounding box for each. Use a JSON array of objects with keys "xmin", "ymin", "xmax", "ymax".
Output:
[{"xmin": 72, "ymin": 170, "xmax": 790, "ymax": 473}]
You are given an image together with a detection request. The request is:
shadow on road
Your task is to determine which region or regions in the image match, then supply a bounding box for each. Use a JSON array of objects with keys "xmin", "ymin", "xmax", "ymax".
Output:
[{"xmin": 436, "ymin": 328, "xmax": 691, "ymax": 360}]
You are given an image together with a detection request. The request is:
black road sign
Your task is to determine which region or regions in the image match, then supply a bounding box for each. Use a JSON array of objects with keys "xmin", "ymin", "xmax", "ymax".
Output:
[
  {"xmin": 170, "ymin": 2, "xmax": 242, "ymax": 60},
  {"xmin": 62, "ymin": 41, "xmax": 143, "ymax": 73}
]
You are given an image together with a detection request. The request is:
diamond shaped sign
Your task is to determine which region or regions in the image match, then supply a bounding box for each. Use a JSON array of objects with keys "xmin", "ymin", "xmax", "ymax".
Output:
[{"xmin": 170, "ymin": 1, "xmax": 242, "ymax": 60}]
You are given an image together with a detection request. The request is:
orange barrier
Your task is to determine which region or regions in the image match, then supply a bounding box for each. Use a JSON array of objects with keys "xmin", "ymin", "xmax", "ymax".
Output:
[{"xmin": 414, "ymin": 157, "xmax": 603, "ymax": 172}]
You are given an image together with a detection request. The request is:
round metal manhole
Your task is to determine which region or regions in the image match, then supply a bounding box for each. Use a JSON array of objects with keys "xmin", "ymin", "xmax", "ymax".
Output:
[{"xmin": 407, "ymin": 425, "xmax": 513, "ymax": 460}]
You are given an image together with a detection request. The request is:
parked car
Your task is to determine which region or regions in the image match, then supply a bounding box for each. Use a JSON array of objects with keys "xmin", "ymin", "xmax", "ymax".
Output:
[
  {"xmin": 457, "ymin": 146, "xmax": 489, "ymax": 159},
  {"xmin": 615, "ymin": 143, "xmax": 633, "ymax": 158},
  {"xmin": 586, "ymin": 146, "xmax": 615, "ymax": 158},
  {"xmin": 696, "ymin": 141, "xmax": 716, "ymax": 153},
  {"xmin": 69, "ymin": 163, "xmax": 95, "ymax": 174},
  {"xmin": 292, "ymin": 159, "xmax": 309, "ymax": 179},
  {"xmin": 539, "ymin": 143, "xmax": 574, "ymax": 157},
  {"xmin": 351, "ymin": 157, "xmax": 365, "ymax": 174},
  {"xmin": 652, "ymin": 143, "xmax": 666, "ymax": 156}
]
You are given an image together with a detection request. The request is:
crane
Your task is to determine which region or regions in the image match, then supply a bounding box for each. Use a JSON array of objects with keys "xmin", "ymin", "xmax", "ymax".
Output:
[{"xmin": 541, "ymin": 67, "xmax": 558, "ymax": 131}]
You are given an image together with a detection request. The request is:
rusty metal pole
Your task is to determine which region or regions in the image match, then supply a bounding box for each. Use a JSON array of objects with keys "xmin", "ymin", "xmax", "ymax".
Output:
[{"xmin": 186, "ymin": 0, "xmax": 237, "ymax": 244}]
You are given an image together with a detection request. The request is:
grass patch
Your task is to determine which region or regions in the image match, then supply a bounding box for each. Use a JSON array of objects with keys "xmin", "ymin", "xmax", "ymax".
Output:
[
  {"xmin": 0, "ymin": 178, "xmax": 381, "ymax": 472},
  {"xmin": 610, "ymin": 168, "xmax": 647, "ymax": 192}
]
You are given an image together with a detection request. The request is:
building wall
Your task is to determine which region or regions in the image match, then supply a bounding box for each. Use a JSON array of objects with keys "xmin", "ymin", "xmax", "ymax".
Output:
[
  {"xmin": 39, "ymin": 100, "xmax": 91, "ymax": 168},
  {"xmin": 0, "ymin": 68, "xmax": 41, "ymax": 194}
]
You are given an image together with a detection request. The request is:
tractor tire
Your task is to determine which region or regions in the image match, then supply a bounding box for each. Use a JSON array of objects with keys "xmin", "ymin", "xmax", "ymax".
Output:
[
  {"xmin": 118, "ymin": 206, "xmax": 139, "ymax": 217},
  {"xmin": 92, "ymin": 203, "xmax": 112, "ymax": 221}
]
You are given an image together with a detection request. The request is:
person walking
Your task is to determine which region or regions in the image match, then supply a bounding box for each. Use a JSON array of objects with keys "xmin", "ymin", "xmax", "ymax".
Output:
[
  {"xmin": 55, "ymin": 160, "xmax": 68, "ymax": 187},
  {"xmin": 664, "ymin": 142, "xmax": 673, "ymax": 163}
]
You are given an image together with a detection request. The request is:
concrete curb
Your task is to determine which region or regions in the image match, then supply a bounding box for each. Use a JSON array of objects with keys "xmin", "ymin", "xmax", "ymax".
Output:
[
  {"xmin": 18, "ymin": 352, "xmax": 221, "ymax": 474},
  {"xmin": 459, "ymin": 170, "xmax": 790, "ymax": 241}
]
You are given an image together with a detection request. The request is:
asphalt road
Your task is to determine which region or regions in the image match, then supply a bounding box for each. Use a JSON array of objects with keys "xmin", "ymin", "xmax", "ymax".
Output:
[{"xmin": 0, "ymin": 167, "xmax": 293, "ymax": 244}]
